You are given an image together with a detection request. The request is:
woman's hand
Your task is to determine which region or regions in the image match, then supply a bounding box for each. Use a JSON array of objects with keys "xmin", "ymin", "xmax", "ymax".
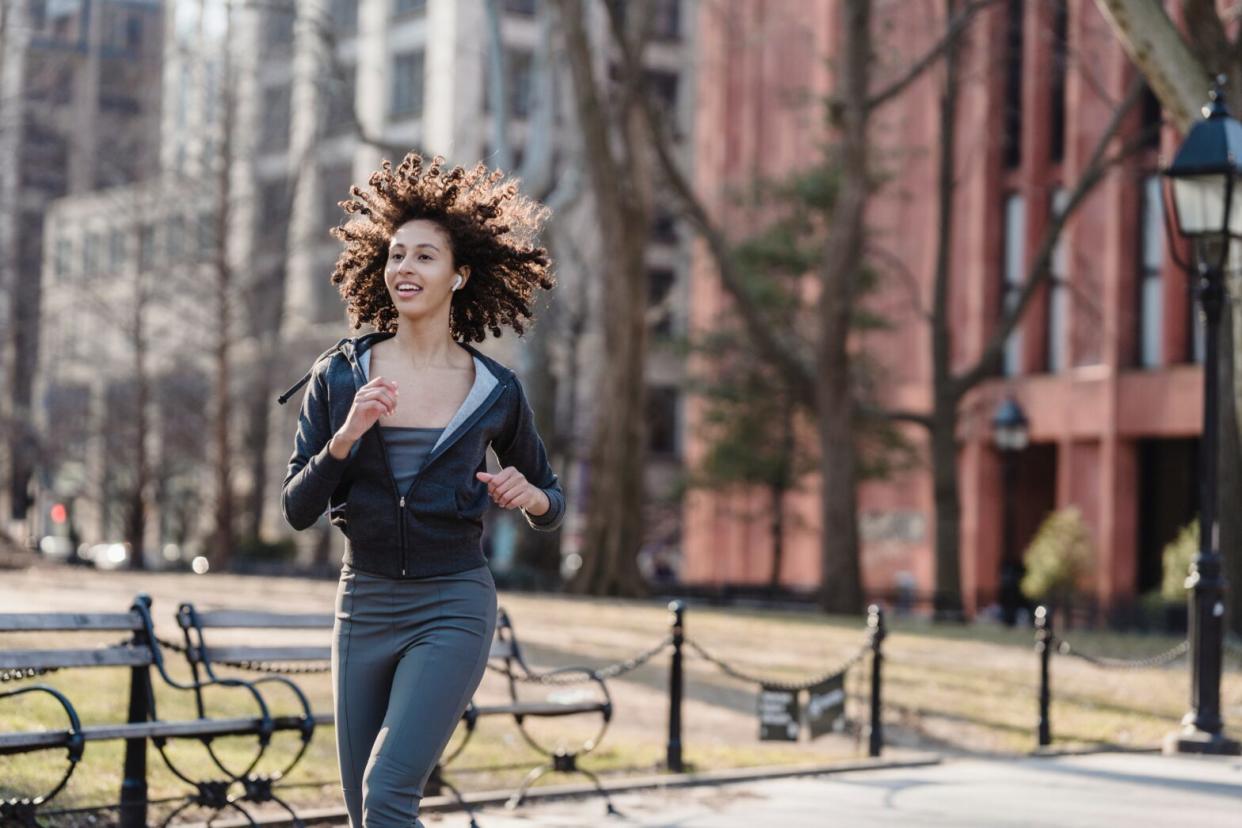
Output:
[
  {"xmin": 476, "ymin": 468, "xmax": 550, "ymax": 515},
  {"xmin": 329, "ymin": 377, "xmax": 398, "ymax": 458}
]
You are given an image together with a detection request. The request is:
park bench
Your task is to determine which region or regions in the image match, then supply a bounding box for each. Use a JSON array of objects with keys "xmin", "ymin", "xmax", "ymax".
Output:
[
  {"xmin": 174, "ymin": 600, "xmax": 619, "ymax": 823},
  {"xmin": 0, "ymin": 595, "xmax": 317, "ymax": 828}
]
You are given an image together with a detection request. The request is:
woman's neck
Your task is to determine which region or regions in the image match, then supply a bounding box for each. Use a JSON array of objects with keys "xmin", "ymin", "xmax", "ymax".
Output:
[{"xmin": 390, "ymin": 317, "xmax": 461, "ymax": 368}]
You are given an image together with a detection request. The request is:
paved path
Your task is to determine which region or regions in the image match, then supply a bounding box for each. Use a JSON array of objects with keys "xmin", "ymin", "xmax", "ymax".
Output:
[{"xmin": 421, "ymin": 752, "xmax": 1242, "ymax": 827}]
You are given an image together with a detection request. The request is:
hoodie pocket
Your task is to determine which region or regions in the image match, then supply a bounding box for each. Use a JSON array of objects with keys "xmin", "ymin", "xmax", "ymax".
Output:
[{"xmin": 409, "ymin": 481, "xmax": 460, "ymax": 532}]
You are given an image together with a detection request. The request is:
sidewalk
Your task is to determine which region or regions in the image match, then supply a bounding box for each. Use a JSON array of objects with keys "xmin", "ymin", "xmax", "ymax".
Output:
[{"xmin": 420, "ymin": 752, "xmax": 1242, "ymax": 827}]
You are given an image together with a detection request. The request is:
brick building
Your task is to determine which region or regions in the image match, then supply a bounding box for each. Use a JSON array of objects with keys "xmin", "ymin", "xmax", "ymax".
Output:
[{"xmin": 681, "ymin": 0, "xmax": 1202, "ymax": 615}]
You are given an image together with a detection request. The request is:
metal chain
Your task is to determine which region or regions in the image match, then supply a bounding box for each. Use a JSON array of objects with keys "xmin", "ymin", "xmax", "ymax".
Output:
[
  {"xmin": 488, "ymin": 635, "xmax": 675, "ymax": 685},
  {"xmin": 1054, "ymin": 637, "xmax": 1189, "ymax": 669},
  {"xmin": 683, "ymin": 637, "xmax": 870, "ymax": 691},
  {"xmin": 1, "ymin": 666, "xmax": 59, "ymax": 683},
  {"xmin": 154, "ymin": 636, "xmax": 332, "ymax": 675}
]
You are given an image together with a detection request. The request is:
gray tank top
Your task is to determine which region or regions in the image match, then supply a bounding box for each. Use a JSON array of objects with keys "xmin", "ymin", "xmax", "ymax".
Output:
[{"xmin": 381, "ymin": 427, "xmax": 443, "ymax": 493}]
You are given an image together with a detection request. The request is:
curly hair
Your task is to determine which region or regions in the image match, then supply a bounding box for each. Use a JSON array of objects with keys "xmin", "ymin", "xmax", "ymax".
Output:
[{"xmin": 328, "ymin": 154, "xmax": 554, "ymax": 341}]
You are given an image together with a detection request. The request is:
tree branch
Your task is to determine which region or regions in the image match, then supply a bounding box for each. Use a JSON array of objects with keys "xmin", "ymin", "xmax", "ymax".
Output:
[
  {"xmin": 865, "ymin": 0, "xmax": 1004, "ymax": 112},
  {"xmin": 951, "ymin": 75, "xmax": 1145, "ymax": 397}
]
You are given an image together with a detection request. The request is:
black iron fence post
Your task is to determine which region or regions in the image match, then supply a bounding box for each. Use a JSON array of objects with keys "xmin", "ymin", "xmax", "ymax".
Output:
[
  {"xmin": 119, "ymin": 594, "xmax": 153, "ymax": 828},
  {"xmin": 1035, "ymin": 605, "xmax": 1052, "ymax": 748},
  {"xmin": 867, "ymin": 604, "xmax": 885, "ymax": 758},
  {"xmin": 666, "ymin": 600, "xmax": 685, "ymax": 772}
]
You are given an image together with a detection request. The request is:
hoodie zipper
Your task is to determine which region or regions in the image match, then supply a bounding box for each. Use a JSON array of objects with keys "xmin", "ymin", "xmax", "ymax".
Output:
[
  {"xmin": 350, "ymin": 336, "xmax": 509, "ymax": 578},
  {"xmin": 344, "ymin": 335, "xmax": 410, "ymax": 576}
]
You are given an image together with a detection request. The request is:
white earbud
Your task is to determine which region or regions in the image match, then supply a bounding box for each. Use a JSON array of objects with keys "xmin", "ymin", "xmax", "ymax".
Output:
[{"xmin": 453, "ymin": 274, "xmax": 463, "ymax": 291}]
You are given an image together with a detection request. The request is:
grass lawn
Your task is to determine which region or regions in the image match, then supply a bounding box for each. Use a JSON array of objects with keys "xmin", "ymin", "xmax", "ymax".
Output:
[{"xmin": 2, "ymin": 569, "xmax": 1240, "ymax": 825}]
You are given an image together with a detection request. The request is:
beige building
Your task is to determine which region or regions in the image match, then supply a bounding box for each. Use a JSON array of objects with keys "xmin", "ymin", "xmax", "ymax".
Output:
[{"xmin": 36, "ymin": 0, "xmax": 696, "ymax": 572}]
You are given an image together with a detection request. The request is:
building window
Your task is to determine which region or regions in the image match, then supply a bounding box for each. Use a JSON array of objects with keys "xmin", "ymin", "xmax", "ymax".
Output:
[
  {"xmin": 1001, "ymin": 0, "xmax": 1024, "ymax": 169},
  {"xmin": 1001, "ymin": 193, "xmax": 1025, "ymax": 376},
  {"xmin": 392, "ymin": 0, "xmax": 427, "ymax": 18},
  {"xmin": 166, "ymin": 216, "xmax": 185, "ymax": 260},
  {"xmin": 1138, "ymin": 175, "xmax": 1163, "ymax": 368},
  {"xmin": 81, "ymin": 232, "xmax": 99, "ymax": 279},
  {"xmin": 263, "ymin": 4, "xmax": 296, "ymax": 51},
  {"xmin": 502, "ymin": 0, "xmax": 538, "ymax": 14},
  {"xmin": 647, "ymin": 385, "xmax": 679, "ymax": 457},
  {"xmin": 260, "ymin": 83, "xmax": 291, "ymax": 152},
  {"xmin": 55, "ymin": 239, "xmax": 73, "ymax": 282},
  {"xmin": 324, "ymin": 64, "xmax": 356, "ymax": 136},
  {"xmin": 484, "ymin": 49, "xmax": 534, "ymax": 120},
  {"xmin": 390, "ymin": 51, "xmax": 425, "ymax": 119},
  {"xmin": 257, "ymin": 178, "xmax": 291, "ymax": 255},
  {"xmin": 331, "ymin": 0, "xmax": 359, "ymax": 33},
  {"xmin": 645, "ymin": 70, "xmax": 679, "ymax": 118},
  {"xmin": 197, "ymin": 212, "xmax": 217, "ymax": 257},
  {"xmin": 648, "ymin": 267, "xmax": 675, "ymax": 338},
  {"xmin": 1049, "ymin": 0, "xmax": 1067, "ymax": 164},
  {"xmin": 138, "ymin": 224, "xmax": 156, "ymax": 272},
  {"xmin": 651, "ymin": 0, "xmax": 681, "ymax": 41},
  {"xmin": 651, "ymin": 206, "xmax": 678, "ymax": 245},
  {"xmin": 1047, "ymin": 189, "xmax": 1068, "ymax": 372},
  {"xmin": 108, "ymin": 228, "xmax": 125, "ymax": 272},
  {"xmin": 1141, "ymin": 83, "xmax": 1163, "ymax": 150},
  {"xmin": 321, "ymin": 164, "xmax": 354, "ymax": 230}
]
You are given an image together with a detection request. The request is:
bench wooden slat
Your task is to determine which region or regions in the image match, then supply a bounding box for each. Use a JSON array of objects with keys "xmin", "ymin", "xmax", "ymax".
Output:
[
  {"xmin": 195, "ymin": 646, "xmax": 330, "ymax": 664},
  {"xmin": 0, "ymin": 613, "xmax": 141, "ymax": 632},
  {"xmin": 0, "ymin": 715, "xmax": 319, "ymax": 753},
  {"xmin": 474, "ymin": 701, "xmax": 606, "ymax": 717},
  {"xmin": 0, "ymin": 646, "xmax": 152, "ymax": 670},
  {"xmin": 189, "ymin": 611, "xmax": 334, "ymax": 629}
]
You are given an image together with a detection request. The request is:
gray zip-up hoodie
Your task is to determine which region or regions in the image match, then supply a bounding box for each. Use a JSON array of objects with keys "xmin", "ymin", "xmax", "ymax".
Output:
[{"xmin": 279, "ymin": 331, "xmax": 565, "ymax": 579}]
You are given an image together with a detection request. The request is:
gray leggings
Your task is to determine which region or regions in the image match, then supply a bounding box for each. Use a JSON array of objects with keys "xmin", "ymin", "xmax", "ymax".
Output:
[{"xmin": 331, "ymin": 561, "xmax": 498, "ymax": 827}]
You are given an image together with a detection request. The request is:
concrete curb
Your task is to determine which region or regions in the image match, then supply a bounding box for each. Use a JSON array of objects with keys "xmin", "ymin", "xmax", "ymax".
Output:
[{"xmin": 185, "ymin": 754, "xmax": 943, "ymax": 827}]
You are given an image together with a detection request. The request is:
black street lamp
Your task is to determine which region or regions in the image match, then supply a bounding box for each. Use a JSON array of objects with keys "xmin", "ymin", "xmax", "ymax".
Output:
[
  {"xmin": 992, "ymin": 396, "xmax": 1029, "ymax": 627},
  {"xmin": 1160, "ymin": 76, "xmax": 1242, "ymax": 755}
]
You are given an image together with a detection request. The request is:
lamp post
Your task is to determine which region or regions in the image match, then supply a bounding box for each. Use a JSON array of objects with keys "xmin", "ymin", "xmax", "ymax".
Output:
[
  {"xmin": 1160, "ymin": 77, "xmax": 1242, "ymax": 756},
  {"xmin": 992, "ymin": 396, "xmax": 1029, "ymax": 627}
]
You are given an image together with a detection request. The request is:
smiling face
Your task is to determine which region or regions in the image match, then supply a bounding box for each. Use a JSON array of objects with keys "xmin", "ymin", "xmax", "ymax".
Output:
[{"xmin": 384, "ymin": 219, "xmax": 470, "ymax": 321}]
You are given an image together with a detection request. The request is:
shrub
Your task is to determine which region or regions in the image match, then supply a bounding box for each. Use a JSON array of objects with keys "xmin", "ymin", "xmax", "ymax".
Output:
[
  {"xmin": 1020, "ymin": 507, "xmax": 1093, "ymax": 604},
  {"xmin": 1160, "ymin": 521, "xmax": 1198, "ymax": 602}
]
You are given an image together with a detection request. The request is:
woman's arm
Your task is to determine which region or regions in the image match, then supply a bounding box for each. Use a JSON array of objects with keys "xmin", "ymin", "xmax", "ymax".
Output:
[
  {"xmin": 281, "ymin": 368, "xmax": 354, "ymax": 531},
  {"xmin": 492, "ymin": 377, "xmax": 566, "ymax": 532}
]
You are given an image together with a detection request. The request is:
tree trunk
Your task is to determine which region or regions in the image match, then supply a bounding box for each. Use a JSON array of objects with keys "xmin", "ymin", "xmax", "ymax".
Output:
[
  {"xmin": 815, "ymin": 0, "xmax": 869, "ymax": 616},
  {"xmin": 125, "ymin": 272, "xmax": 149, "ymax": 570},
  {"xmin": 556, "ymin": 0, "xmax": 649, "ymax": 597},
  {"xmin": 210, "ymin": 6, "xmax": 236, "ymax": 569},
  {"xmin": 930, "ymin": 0, "xmax": 963, "ymax": 619}
]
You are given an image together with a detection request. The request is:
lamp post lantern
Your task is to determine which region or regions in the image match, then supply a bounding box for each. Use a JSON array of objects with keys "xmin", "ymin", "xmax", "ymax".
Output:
[
  {"xmin": 992, "ymin": 396, "xmax": 1029, "ymax": 627},
  {"xmin": 1161, "ymin": 76, "xmax": 1242, "ymax": 756}
]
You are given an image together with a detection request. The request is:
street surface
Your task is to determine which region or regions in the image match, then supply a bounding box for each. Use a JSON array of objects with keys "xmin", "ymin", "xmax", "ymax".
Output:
[{"xmin": 421, "ymin": 752, "xmax": 1242, "ymax": 827}]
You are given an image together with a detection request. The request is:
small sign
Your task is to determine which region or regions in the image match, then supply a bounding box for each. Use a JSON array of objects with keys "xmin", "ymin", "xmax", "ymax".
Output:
[
  {"xmin": 804, "ymin": 672, "xmax": 847, "ymax": 740},
  {"xmin": 758, "ymin": 685, "xmax": 800, "ymax": 741}
]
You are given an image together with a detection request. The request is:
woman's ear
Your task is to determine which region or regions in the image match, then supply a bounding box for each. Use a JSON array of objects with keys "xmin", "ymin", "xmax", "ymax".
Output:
[{"xmin": 456, "ymin": 265, "xmax": 471, "ymax": 290}]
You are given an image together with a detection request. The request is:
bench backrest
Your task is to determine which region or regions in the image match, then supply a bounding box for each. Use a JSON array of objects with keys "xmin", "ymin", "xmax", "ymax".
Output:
[
  {"xmin": 175, "ymin": 603, "xmax": 522, "ymax": 668},
  {"xmin": 0, "ymin": 610, "xmax": 152, "ymax": 673}
]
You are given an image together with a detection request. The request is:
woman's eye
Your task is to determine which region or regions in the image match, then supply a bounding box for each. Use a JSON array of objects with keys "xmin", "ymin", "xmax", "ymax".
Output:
[
  {"xmin": 418, "ymin": 254, "xmax": 431, "ymax": 261},
  {"xmin": 390, "ymin": 252, "xmax": 402, "ymax": 261}
]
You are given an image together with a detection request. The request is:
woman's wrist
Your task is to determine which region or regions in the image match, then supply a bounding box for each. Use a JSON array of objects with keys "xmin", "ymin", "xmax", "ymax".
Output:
[{"xmin": 328, "ymin": 431, "xmax": 356, "ymax": 460}]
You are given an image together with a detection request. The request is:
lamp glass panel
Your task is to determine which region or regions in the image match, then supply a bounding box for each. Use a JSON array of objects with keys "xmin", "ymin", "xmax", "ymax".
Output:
[{"xmin": 1171, "ymin": 174, "xmax": 1226, "ymax": 236}]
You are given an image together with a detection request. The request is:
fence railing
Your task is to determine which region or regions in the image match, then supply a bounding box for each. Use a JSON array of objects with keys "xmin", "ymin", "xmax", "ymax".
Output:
[{"xmin": 1033, "ymin": 605, "xmax": 1195, "ymax": 748}]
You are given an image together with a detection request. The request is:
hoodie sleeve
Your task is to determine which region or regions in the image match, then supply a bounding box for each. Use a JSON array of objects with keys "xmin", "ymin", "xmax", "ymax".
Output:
[
  {"xmin": 281, "ymin": 363, "xmax": 354, "ymax": 531},
  {"xmin": 494, "ymin": 376, "xmax": 566, "ymax": 532}
]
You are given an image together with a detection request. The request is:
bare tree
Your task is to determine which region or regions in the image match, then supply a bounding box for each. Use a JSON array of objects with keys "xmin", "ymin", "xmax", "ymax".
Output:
[{"xmin": 551, "ymin": 0, "xmax": 652, "ymax": 596}]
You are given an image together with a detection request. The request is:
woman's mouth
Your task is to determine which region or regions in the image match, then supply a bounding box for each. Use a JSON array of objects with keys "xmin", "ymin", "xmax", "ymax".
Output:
[{"xmin": 394, "ymin": 282, "xmax": 423, "ymax": 299}]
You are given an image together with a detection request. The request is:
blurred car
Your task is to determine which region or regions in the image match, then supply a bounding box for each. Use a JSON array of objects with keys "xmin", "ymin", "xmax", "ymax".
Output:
[
  {"xmin": 38, "ymin": 535, "xmax": 75, "ymax": 561},
  {"xmin": 86, "ymin": 542, "xmax": 130, "ymax": 570}
]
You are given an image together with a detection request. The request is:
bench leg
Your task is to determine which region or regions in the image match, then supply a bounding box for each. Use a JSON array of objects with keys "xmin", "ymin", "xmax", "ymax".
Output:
[{"xmin": 119, "ymin": 663, "xmax": 152, "ymax": 828}]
